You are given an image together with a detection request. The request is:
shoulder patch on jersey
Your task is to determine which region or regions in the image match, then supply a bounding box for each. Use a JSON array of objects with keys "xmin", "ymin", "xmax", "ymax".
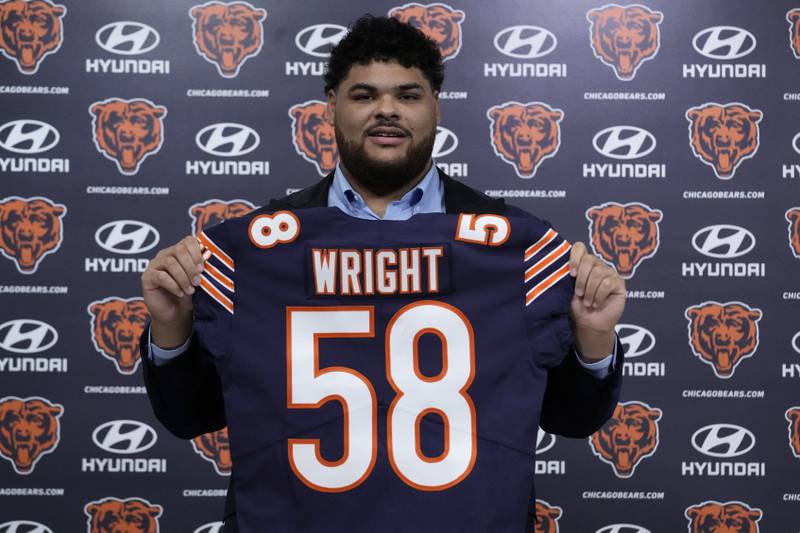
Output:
[{"xmin": 197, "ymin": 228, "xmax": 235, "ymax": 314}]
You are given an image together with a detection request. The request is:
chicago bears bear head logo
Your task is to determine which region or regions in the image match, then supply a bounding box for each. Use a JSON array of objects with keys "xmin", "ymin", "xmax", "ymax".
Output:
[
  {"xmin": 0, "ymin": 0, "xmax": 66, "ymax": 75},
  {"xmin": 586, "ymin": 202, "xmax": 662, "ymax": 278},
  {"xmin": 85, "ymin": 497, "xmax": 162, "ymax": 533},
  {"xmin": 190, "ymin": 199, "xmax": 255, "ymax": 236},
  {"xmin": 89, "ymin": 98, "xmax": 167, "ymax": 176},
  {"xmin": 786, "ymin": 207, "xmax": 800, "ymax": 259},
  {"xmin": 0, "ymin": 396, "xmax": 63, "ymax": 475},
  {"xmin": 190, "ymin": 1, "xmax": 266, "ymax": 78},
  {"xmin": 787, "ymin": 407, "xmax": 800, "ymax": 459},
  {"xmin": 788, "ymin": 9, "xmax": 800, "ymax": 59},
  {"xmin": 587, "ymin": 4, "xmax": 663, "ymax": 81},
  {"xmin": 389, "ymin": 3, "xmax": 465, "ymax": 61},
  {"xmin": 534, "ymin": 500, "xmax": 562, "ymax": 533},
  {"xmin": 289, "ymin": 100, "xmax": 338, "ymax": 176},
  {"xmin": 0, "ymin": 196, "xmax": 65, "ymax": 275},
  {"xmin": 685, "ymin": 301, "xmax": 761, "ymax": 379},
  {"xmin": 686, "ymin": 102, "xmax": 762, "ymax": 180},
  {"xmin": 685, "ymin": 500, "xmax": 762, "ymax": 533},
  {"xmin": 192, "ymin": 427, "xmax": 231, "ymax": 475},
  {"xmin": 589, "ymin": 401, "xmax": 661, "ymax": 478},
  {"xmin": 87, "ymin": 297, "xmax": 149, "ymax": 375},
  {"xmin": 487, "ymin": 101, "xmax": 563, "ymax": 179}
]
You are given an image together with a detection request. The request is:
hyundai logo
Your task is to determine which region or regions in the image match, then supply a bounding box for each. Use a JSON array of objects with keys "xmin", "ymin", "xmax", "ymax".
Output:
[
  {"xmin": 493, "ymin": 25, "xmax": 557, "ymax": 59},
  {"xmin": 432, "ymin": 126, "xmax": 458, "ymax": 158},
  {"xmin": 0, "ymin": 319, "xmax": 58, "ymax": 354},
  {"xmin": 692, "ymin": 225, "xmax": 755, "ymax": 259},
  {"xmin": 614, "ymin": 324, "xmax": 655, "ymax": 359},
  {"xmin": 535, "ymin": 429, "xmax": 556, "ymax": 454},
  {"xmin": 596, "ymin": 526, "xmax": 652, "ymax": 533},
  {"xmin": 96, "ymin": 21, "xmax": 160, "ymax": 55},
  {"xmin": 0, "ymin": 120, "xmax": 59, "ymax": 154},
  {"xmin": 193, "ymin": 523, "xmax": 225, "ymax": 533},
  {"xmin": 691, "ymin": 424, "xmax": 755, "ymax": 458},
  {"xmin": 92, "ymin": 420, "xmax": 158, "ymax": 454},
  {"xmin": 295, "ymin": 24, "xmax": 347, "ymax": 58},
  {"xmin": 95, "ymin": 220, "xmax": 160, "ymax": 255},
  {"xmin": 692, "ymin": 26, "xmax": 756, "ymax": 60},
  {"xmin": 0, "ymin": 521, "xmax": 53, "ymax": 533},
  {"xmin": 792, "ymin": 331, "xmax": 800, "ymax": 355},
  {"xmin": 196, "ymin": 123, "xmax": 260, "ymax": 157},
  {"xmin": 793, "ymin": 132, "xmax": 800, "ymax": 155},
  {"xmin": 592, "ymin": 126, "xmax": 656, "ymax": 160}
]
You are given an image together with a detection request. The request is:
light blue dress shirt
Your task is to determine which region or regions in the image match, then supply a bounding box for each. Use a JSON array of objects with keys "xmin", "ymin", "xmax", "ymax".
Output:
[{"xmin": 150, "ymin": 162, "xmax": 616, "ymax": 377}]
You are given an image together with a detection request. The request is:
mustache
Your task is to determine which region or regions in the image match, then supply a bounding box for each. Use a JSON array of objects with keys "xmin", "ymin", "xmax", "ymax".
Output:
[{"xmin": 364, "ymin": 120, "xmax": 411, "ymax": 137}]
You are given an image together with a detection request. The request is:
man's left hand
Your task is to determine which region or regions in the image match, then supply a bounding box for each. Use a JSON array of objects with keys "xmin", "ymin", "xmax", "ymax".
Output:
[{"xmin": 568, "ymin": 242, "xmax": 626, "ymax": 362}]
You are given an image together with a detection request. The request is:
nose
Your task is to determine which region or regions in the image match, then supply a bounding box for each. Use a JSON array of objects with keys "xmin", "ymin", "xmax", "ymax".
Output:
[{"xmin": 374, "ymin": 94, "xmax": 400, "ymax": 120}]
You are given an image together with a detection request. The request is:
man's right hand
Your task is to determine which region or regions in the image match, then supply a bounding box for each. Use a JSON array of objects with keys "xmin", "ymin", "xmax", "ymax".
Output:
[{"xmin": 141, "ymin": 235, "xmax": 208, "ymax": 349}]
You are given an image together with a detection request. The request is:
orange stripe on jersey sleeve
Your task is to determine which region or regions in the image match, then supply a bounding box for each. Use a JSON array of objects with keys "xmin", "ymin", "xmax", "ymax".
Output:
[
  {"xmin": 524, "ymin": 241, "xmax": 570, "ymax": 282},
  {"xmin": 199, "ymin": 275, "xmax": 234, "ymax": 314},
  {"xmin": 524, "ymin": 229, "xmax": 557, "ymax": 262},
  {"xmin": 204, "ymin": 260, "xmax": 234, "ymax": 292},
  {"xmin": 198, "ymin": 231, "xmax": 234, "ymax": 272},
  {"xmin": 525, "ymin": 262, "xmax": 571, "ymax": 306}
]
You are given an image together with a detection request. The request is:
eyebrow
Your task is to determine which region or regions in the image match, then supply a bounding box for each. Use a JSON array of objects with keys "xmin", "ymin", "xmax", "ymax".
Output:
[{"xmin": 348, "ymin": 83, "xmax": 425, "ymax": 93}]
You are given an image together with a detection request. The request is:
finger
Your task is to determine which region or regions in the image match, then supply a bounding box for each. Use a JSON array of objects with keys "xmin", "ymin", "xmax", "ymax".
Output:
[
  {"xmin": 569, "ymin": 242, "xmax": 586, "ymax": 276},
  {"xmin": 574, "ymin": 254, "xmax": 596, "ymax": 299},
  {"xmin": 589, "ymin": 273, "xmax": 618, "ymax": 308},
  {"xmin": 154, "ymin": 269, "xmax": 185, "ymax": 298},
  {"xmin": 583, "ymin": 265, "xmax": 611, "ymax": 307},
  {"xmin": 174, "ymin": 243, "xmax": 203, "ymax": 287},
  {"xmin": 181, "ymin": 235, "xmax": 204, "ymax": 266},
  {"xmin": 160, "ymin": 254, "xmax": 196, "ymax": 295}
]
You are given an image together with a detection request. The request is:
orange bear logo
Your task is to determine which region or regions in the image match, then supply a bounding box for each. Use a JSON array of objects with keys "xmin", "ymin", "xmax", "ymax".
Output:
[
  {"xmin": 788, "ymin": 9, "xmax": 800, "ymax": 59},
  {"xmin": 686, "ymin": 102, "xmax": 762, "ymax": 180},
  {"xmin": 586, "ymin": 202, "xmax": 662, "ymax": 278},
  {"xmin": 487, "ymin": 101, "xmax": 563, "ymax": 179},
  {"xmin": 685, "ymin": 301, "xmax": 761, "ymax": 379},
  {"xmin": 787, "ymin": 407, "xmax": 800, "ymax": 459},
  {"xmin": 587, "ymin": 4, "xmax": 663, "ymax": 80},
  {"xmin": 87, "ymin": 297, "xmax": 149, "ymax": 375},
  {"xmin": 190, "ymin": 199, "xmax": 255, "ymax": 236},
  {"xmin": 84, "ymin": 497, "xmax": 162, "ymax": 533},
  {"xmin": 589, "ymin": 401, "xmax": 661, "ymax": 478},
  {"xmin": 0, "ymin": 396, "xmax": 63, "ymax": 475},
  {"xmin": 534, "ymin": 500, "xmax": 562, "ymax": 533},
  {"xmin": 389, "ymin": 3, "xmax": 465, "ymax": 61},
  {"xmin": 786, "ymin": 207, "xmax": 800, "ymax": 259},
  {"xmin": 0, "ymin": 195, "xmax": 66, "ymax": 274},
  {"xmin": 192, "ymin": 427, "xmax": 231, "ymax": 476},
  {"xmin": 0, "ymin": 0, "xmax": 66, "ymax": 74},
  {"xmin": 190, "ymin": 1, "xmax": 267, "ymax": 78},
  {"xmin": 289, "ymin": 100, "xmax": 338, "ymax": 176},
  {"xmin": 685, "ymin": 500, "xmax": 762, "ymax": 533},
  {"xmin": 89, "ymin": 98, "xmax": 167, "ymax": 176}
]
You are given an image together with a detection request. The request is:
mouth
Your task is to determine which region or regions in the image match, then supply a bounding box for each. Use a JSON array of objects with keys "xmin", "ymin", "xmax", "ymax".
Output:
[
  {"xmin": 614, "ymin": 446, "xmax": 633, "ymax": 470},
  {"xmin": 219, "ymin": 46, "xmax": 239, "ymax": 70},
  {"xmin": 14, "ymin": 442, "xmax": 33, "ymax": 467},
  {"xmin": 367, "ymin": 126, "xmax": 408, "ymax": 147},
  {"xmin": 715, "ymin": 346, "xmax": 733, "ymax": 371},
  {"xmin": 715, "ymin": 149, "xmax": 736, "ymax": 174},
  {"xmin": 19, "ymin": 43, "xmax": 38, "ymax": 67},
  {"xmin": 119, "ymin": 144, "xmax": 140, "ymax": 170},
  {"xmin": 614, "ymin": 247, "xmax": 635, "ymax": 272}
]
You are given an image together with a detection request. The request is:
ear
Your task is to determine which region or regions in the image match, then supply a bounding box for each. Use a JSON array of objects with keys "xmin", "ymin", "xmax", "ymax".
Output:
[
  {"xmin": 89, "ymin": 303, "xmax": 102, "ymax": 317},
  {"xmin": 51, "ymin": 5, "xmax": 66, "ymax": 17},
  {"xmin": 51, "ymin": 205, "xmax": 65, "ymax": 217},
  {"xmin": 748, "ymin": 308, "xmax": 762, "ymax": 321},
  {"xmin": 547, "ymin": 508, "xmax": 561, "ymax": 519},
  {"xmin": 152, "ymin": 106, "xmax": 166, "ymax": 119},
  {"xmin": 325, "ymin": 90, "xmax": 336, "ymax": 124},
  {"xmin": 488, "ymin": 107, "xmax": 502, "ymax": 121},
  {"xmin": 549, "ymin": 110, "xmax": 563, "ymax": 122},
  {"xmin": 649, "ymin": 11, "xmax": 663, "ymax": 24},
  {"xmin": 748, "ymin": 110, "xmax": 763, "ymax": 123},
  {"xmin": 686, "ymin": 307, "xmax": 700, "ymax": 320},
  {"xmin": 686, "ymin": 507, "xmax": 700, "ymax": 519},
  {"xmin": 86, "ymin": 503, "xmax": 100, "ymax": 517},
  {"xmin": 789, "ymin": 10, "xmax": 800, "ymax": 22},
  {"xmin": 648, "ymin": 209, "xmax": 663, "ymax": 223},
  {"xmin": 587, "ymin": 208, "xmax": 601, "ymax": 222},
  {"xmin": 89, "ymin": 103, "xmax": 104, "ymax": 117},
  {"xmin": 49, "ymin": 404, "xmax": 63, "ymax": 417},
  {"xmin": 450, "ymin": 10, "xmax": 465, "ymax": 23},
  {"xmin": 148, "ymin": 504, "xmax": 163, "ymax": 518},
  {"xmin": 687, "ymin": 108, "xmax": 701, "ymax": 121},
  {"xmin": 648, "ymin": 408, "xmax": 662, "ymax": 421},
  {"xmin": 587, "ymin": 10, "xmax": 601, "ymax": 23},
  {"xmin": 191, "ymin": 206, "xmax": 203, "ymax": 218},
  {"xmin": 190, "ymin": 6, "xmax": 204, "ymax": 19},
  {"xmin": 788, "ymin": 209, "xmax": 800, "ymax": 222},
  {"xmin": 433, "ymin": 91, "xmax": 441, "ymax": 125}
]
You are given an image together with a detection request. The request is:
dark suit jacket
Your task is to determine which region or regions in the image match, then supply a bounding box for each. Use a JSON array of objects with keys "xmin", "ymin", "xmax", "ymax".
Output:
[{"xmin": 139, "ymin": 170, "xmax": 625, "ymax": 532}]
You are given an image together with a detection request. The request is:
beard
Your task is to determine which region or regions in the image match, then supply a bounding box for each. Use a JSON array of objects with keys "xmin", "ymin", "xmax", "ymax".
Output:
[{"xmin": 335, "ymin": 123, "xmax": 435, "ymax": 197}]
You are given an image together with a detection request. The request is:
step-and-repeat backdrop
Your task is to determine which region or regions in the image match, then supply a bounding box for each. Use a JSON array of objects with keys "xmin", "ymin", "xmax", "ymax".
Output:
[{"xmin": 1, "ymin": 0, "xmax": 798, "ymax": 531}]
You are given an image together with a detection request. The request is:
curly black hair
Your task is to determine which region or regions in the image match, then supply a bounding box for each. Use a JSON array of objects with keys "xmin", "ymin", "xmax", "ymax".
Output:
[{"xmin": 323, "ymin": 15, "xmax": 444, "ymax": 94}]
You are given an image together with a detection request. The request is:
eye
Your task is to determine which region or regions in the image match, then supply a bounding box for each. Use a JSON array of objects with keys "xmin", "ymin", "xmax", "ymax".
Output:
[
  {"xmin": 400, "ymin": 93, "xmax": 419, "ymax": 101},
  {"xmin": 352, "ymin": 93, "xmax": 373, "ymax": 101},
  {"xmin": 428, "ymin": 20, "xmax": 444, "ymax": 30}
]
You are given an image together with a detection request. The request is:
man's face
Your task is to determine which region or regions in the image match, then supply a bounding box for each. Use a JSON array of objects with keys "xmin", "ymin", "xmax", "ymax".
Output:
[{"xmin": 326, "ymin": 60, "xmax": 440, "ymax": 195}]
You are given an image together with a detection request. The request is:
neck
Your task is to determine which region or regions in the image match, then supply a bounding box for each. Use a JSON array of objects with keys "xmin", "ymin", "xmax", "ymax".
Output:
[{"xmin": 340, "ymin": 159, "xmax": 433, "ymax": 218}]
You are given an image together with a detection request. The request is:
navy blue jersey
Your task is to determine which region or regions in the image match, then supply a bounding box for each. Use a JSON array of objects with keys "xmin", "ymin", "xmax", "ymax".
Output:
[{"xmin": 192, "ymin": 206, "xmax": 573, "ymax": 533}]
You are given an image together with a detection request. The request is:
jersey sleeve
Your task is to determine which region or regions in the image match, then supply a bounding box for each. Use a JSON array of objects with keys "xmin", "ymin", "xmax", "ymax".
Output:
[
  {"xmin": 522, "ymin": 219, "xmax": 574, "ymax": 369},
  {"xmin": 191, "ymin": 220, "xmax": 235, "ymax": 361}
]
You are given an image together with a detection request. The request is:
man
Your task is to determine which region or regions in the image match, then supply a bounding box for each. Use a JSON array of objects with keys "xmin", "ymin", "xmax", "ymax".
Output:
[{"xmin": 140, "ymin": 16, "xmax": 625, "ymax": 532}]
